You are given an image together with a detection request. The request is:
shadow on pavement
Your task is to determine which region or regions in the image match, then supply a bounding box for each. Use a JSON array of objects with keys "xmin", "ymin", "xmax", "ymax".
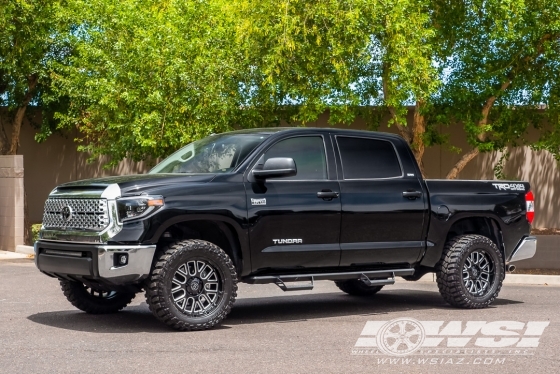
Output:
[
  {"xmin": 27, "ymin": 289, "xmax": 523, "ymax": 333},
  {"xmin": 27, "ymin": 306, "xmax": 175, "ymax": 333},
  {"xmin": 226, "ymin": 289, "xmax": 523, "ymax": 325}
]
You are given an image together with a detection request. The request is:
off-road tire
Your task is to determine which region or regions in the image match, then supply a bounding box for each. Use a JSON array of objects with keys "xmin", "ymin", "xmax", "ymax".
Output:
[
  {"xmin": 335, "ymin": 279, "xmax": 384, "ymax": 296},
  {"xmin": 436, "ymin": 234, "xmax": 504, "ymax": 309},
  {"xmin": 145, "ymin": 239, "xmax": 238, "ymax": 331},
  {"xmin": 60, "ymin": 280, "xmax": 135, "ymax": 314}
]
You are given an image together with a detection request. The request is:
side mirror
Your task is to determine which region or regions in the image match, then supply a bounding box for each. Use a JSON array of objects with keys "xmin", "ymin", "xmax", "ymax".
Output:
[{"xmin": 252, "ymin": 157, "xmax": 297, "ymax": 179}]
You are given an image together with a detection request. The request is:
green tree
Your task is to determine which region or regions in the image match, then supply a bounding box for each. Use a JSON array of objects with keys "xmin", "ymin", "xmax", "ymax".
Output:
[
  {"xmin": 43, "ymin": 0, "xmax": 560, "ymax": 180},
  {"xmin": 0, "ymin": 0, "xmax": 69, "ymax": 155},
  {"xmin": 49, "ymin": 1, "xmax": 441, "ymax": 170},
  {"xmin": 45, "ymin": 0, "xmax": 263, "ymax": 165},
  {"xmin": 436, "ymin": 0, "xmax": 560, "ymax": 179},
  {"xmin": 366, "ymin": 0, "xmax": 440, "ymax": 175},
  {"xmin": 234, "ymin": 0, "xmax": 440, "ymax": 175}
]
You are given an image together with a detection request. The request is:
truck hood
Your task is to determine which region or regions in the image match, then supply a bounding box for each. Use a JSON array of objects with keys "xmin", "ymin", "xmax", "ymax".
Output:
[{"xmin": 57, "ymin": 174, "xmax": 216, "ymax": 195}]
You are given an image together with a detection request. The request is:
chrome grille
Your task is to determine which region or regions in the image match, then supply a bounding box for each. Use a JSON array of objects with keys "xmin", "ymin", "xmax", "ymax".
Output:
[{"xmin": 43, "ymin": 198, "xmax": 109, "ymax": 230}]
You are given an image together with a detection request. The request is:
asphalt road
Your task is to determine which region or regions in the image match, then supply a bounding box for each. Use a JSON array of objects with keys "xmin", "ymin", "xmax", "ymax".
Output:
[{"xmin": 1, "ymin": 258, "xmax": 559, "ymax": 374}]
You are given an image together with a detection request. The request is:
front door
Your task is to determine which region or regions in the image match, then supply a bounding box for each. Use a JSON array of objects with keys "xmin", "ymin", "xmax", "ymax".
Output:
[{"xmin": 245, "ymin": 135, "xmax": 341, "ymax": 273}]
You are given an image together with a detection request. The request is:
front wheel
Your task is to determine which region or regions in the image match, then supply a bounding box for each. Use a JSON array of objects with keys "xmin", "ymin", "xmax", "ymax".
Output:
[
  {"xmin": 436, "ymin": 234, "xmax": 504, "ymax": 308},
  {"xmin": 60, "ymin": 280, "xmax": 136, "ymax": 314},
  {"xmin": 145, "ymin": 239, "xmax": 238, "ymax": 331}
]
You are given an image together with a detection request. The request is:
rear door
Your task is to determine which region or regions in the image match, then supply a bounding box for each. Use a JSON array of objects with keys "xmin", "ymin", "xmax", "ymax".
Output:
[
  {"xmin": 334, "ymin": 135, "xmax": 428, "ymax": 267},
  {"xmin": 245, "ymin": 134, "xmax": 341, "ymax": 272}
]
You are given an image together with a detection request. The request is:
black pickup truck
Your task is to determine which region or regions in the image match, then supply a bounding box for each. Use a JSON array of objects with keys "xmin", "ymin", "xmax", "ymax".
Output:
[{"xmin": 35, "ymin": 128, "xmax": 537, "ymax": 330}]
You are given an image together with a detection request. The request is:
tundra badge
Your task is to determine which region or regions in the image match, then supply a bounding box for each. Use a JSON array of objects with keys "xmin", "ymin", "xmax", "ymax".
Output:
[{"xmin": 251, "ymin": 198, "xmax": 267, "ymax": 206}]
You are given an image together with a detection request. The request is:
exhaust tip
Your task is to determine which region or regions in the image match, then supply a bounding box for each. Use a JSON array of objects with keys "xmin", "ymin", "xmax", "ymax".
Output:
[{"xmin": 506, "ymin": 264, "xmax": 516, "ymax": 272}]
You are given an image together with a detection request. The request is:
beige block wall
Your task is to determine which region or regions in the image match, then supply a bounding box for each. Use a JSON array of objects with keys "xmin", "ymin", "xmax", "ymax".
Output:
[
  {"xmin": 12, "ymin": 114, "xmax": 151, "ymax": 223},
  {"xmin": 8, "ymin": 108, "xmax": 560, "ymax": 228},
  {"xmin": 0, "ymin": 155, "xmax": 25, "ymax": 251}
]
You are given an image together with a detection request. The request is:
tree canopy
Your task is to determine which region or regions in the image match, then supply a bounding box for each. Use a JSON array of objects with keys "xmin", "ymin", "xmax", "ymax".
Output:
[
  {"xmin": 0, "ymin": 0, "xmax": 69, "ymax": 155},
  {"xmin": 42, "ymin": 0, "xmax": 260, "ymax": 164},
  {"xmin": 436, "ymin": 0, "xmax": 560, "ymax": 178},
  {"xmin": 3, "ymin": 0, "xmax": 560, "ymax": 177}
]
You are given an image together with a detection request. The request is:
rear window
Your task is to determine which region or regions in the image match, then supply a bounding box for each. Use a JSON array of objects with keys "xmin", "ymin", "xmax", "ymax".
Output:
[{"xmin": 336, "ymin": 137, "xmax": 402, "ymax": 179}]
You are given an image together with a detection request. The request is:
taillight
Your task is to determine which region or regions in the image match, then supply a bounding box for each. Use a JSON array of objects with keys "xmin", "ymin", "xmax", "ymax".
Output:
[{"xmin": 525, "ymin": 191, "xmax": 535, "ymax": 224}]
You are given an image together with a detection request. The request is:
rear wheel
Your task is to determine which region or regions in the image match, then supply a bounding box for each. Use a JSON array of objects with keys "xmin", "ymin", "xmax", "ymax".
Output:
[
  {"xmin": 436, "ymin": 234, "xmax": 504, "ymax": 308},
  {"xmin": 60, "ymin": 280, "xmax": 136, "ymax": 314},
  {"xmin": 335, "ymin": 279, "xmax": 383, "ymax": 296}
]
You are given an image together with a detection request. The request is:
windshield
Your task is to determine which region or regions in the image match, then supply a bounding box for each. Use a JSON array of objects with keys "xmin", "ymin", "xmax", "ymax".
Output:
[{"xmin": 149, "ymin": 133, "xmax": 269, "ymax": 174}]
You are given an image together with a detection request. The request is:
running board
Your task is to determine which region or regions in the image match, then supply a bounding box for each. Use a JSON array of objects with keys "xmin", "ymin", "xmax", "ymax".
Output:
[
  {"xmin": 247, "ymin": 268, "xmax": 414, "ymax": 285},
  {"xmin": 360, "ymin": 273, "xmax": 395, "ymax": 286},
  {"xmin": 275, "ymin": 277, "xmax": 314, "ymax": 291}
]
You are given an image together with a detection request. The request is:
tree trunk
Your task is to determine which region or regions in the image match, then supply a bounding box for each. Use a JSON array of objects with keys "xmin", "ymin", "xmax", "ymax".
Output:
[
  {"xmin": 445, "ymin": 147, "xmax": 480, "ymax": 179},
  {"xmin": 7, "ymin": 106, "xmax": 28, "ymax": 155},
  {"xmin": 381, "ymin": 65, "xmax": 428, "ymax": 176},
  {"xmin": 5, "ymin": 74, "xmax": 38, "ymax": 155},
  {"xmin": 381, "ymin": 65, "xmax": 412, "ymax": 141},
  {"xmin": 444, "ymin": 34, "xmax": 555, "ymax": 179},
  {"xmin": 445, "ymin": 80, "xmax": 511, "ymax": 179},
  {"xmin": 383, "ymin": 102, "xmax": 427, "ymax": 177},
  {"xmin": 0, "ymin": 113, "xmax": 9, "ymax": 154},
  {"xmin": 410, "ymin": 101, "xmax": 426, "ymax": 176}
]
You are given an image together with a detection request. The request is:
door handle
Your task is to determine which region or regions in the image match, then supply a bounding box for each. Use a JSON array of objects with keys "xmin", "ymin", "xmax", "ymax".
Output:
[
  {"xmin": 402, "ymin": 191, "xmax": 422, "ymax": 199},
  {"xmin": 317, "ymin": 190, "xmax": 340, "ymax": 199}
]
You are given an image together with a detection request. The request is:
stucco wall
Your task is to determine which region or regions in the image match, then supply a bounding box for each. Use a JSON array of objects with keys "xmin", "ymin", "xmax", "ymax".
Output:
[
  {"xmin": 8, "ymin": 109, "xmax": 560, "ymax": 228},
  {"xmin": 8, "ymin": 113, "xmax": 151, "ymax": 223},
  {"xmin": 0, "ymin": 155, "xmax": 25, "ymax": 251}
]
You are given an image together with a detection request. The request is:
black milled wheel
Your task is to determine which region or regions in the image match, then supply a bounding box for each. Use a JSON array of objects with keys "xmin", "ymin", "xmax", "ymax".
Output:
[
  {"xmin": 145, "ymin": 239, "xmax": 238, "ymax": 331},
  {"xmin": 334, "ymin": 279, "xmax": 383, "ymax": 296},
  {"xmin": 436, "ymin": 234, "xmax": 504, "ymax": 309},
  {"xmin": 60, "ymin": 280, "xmax": 135, "ymax": 314}
]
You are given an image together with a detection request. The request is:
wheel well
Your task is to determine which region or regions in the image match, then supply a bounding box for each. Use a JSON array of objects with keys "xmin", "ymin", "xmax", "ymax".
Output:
[
  {"xmin": 446, "ymin": 217, "xmax": 504, "ymax": 258},
  {"xmin": 156, "ymin": 220, "xmax": 243, "ymax": 275}
]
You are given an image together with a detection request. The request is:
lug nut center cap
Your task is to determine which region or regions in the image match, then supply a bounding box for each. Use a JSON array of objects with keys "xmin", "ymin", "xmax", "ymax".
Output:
[{"xmin": 186, "ymin": 277, "xmax": 203, "ymax": 295}]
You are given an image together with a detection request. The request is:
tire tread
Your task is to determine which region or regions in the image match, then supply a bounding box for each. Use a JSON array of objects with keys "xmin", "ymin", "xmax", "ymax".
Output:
[
  {"xmin": 60, "ymin": 280, "xmax": 135, "ymax": 314},
  {"xmin": 436, "ymin": 234, "xmax": 504, "ymax": 309},
  {"xmin": 145, "ymin": 239, "xmax": 238, "ymax": 331},
  {"xmin": 334, "ymin": 279, "xmax": 383, "ymax": 296}
]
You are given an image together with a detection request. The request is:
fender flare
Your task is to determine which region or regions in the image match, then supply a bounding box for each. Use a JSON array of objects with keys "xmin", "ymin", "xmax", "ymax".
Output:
[{"xmin": 149, "ymin": 214, "xmax": 250, "ymax": 276}]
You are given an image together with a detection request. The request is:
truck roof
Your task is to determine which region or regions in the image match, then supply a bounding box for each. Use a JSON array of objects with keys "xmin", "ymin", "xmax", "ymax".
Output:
[{"xmin": 225, "ymin": 127, "xmax": 404, "ymax": 140}]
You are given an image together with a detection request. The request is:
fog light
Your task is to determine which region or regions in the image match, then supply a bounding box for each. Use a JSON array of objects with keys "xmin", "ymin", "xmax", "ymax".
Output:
[{"xmin": 114, "ymin": 253, "xmax": 128, "ymax": 267}]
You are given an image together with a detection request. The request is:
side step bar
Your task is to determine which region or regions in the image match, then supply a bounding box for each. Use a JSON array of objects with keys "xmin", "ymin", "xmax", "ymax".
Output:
[
  {"xmin": 247, "ymin": 268, "xmax": 414, "ymax": 292},
  {"xmin": 275, "ymin": 277, "xmax": 315, "ymax": 291},
  {"xmin": 360, "ymin": 273, "xmax": 396, "ymax": 287}
]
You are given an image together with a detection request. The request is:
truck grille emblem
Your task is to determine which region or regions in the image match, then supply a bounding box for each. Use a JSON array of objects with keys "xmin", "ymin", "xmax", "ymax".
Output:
[{"xmin": 61, "ymin": 206, "xmax": 73, "ymax": 221}]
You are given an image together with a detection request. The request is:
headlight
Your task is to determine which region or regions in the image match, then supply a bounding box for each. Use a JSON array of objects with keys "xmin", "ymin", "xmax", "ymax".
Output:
[{"xmin": 116, "ymin": 195, "xmax": 164, "ymax": 222}]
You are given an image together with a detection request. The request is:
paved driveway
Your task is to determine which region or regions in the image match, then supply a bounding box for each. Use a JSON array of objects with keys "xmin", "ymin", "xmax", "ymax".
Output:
[{"xmin": 1, "ymin": 259, "xmax": 559, "ymax": 373}]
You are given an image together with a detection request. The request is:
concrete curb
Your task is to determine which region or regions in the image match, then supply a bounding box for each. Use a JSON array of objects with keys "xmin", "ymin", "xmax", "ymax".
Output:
[
  {"xmin": 411, "ymin": 273, "xmax": 560, "ymax": 286},
  {"xmin": 0, "ymin": 250, "xmax": 30, "ymax": 260},
  {"xmin": 15, "ymin": 245, "xmax": 35, "ymax": 255},
  {"xmin": 504, "ymin": 273, "xmax": 560, "ymax": 285}
]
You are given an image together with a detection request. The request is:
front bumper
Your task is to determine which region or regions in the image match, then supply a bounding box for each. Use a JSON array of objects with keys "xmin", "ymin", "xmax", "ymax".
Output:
[
  {"xmin": 508, "ymin": 236, "xmax": 537, "ymax": 263},
  {"xmin": 35, "ymin": 240, "xmax": 156, "ymax": 285}
]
